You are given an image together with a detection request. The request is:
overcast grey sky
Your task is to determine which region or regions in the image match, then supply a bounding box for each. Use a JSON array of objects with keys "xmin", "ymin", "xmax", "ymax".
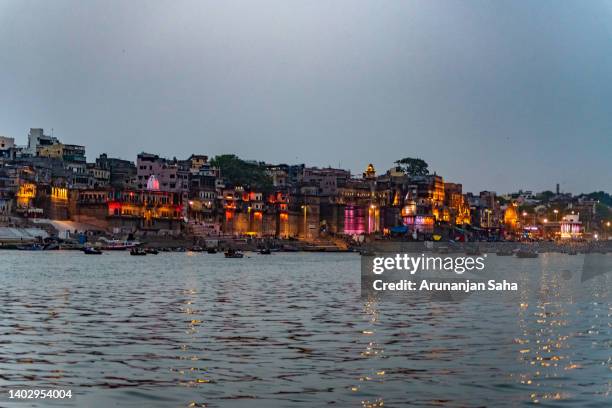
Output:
[{"xmin": 1, "ymin": 0, "xmax": 611, "ymax": 194}]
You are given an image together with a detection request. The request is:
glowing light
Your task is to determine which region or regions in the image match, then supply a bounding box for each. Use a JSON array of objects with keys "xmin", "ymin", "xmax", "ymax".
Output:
[
  {"xmin": 146, "ymin": 175, "xmax": 160, "ymax": 191},
  {"xmin": 16, "ymin": 183, "xmax": 36, "ymax": 199},
  {"xmin": 51, "ymin": 187, "xmax": 68, "ymax": 201}
]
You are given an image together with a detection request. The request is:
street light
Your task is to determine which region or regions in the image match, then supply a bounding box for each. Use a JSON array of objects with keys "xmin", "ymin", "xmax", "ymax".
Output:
[
  {"xmin": 553, "ymin": 209, "xmax": 558, "ymax": 222},
  {"xmin": 301, "ymin": 205, "xmax": 308, "ymax": 240}
]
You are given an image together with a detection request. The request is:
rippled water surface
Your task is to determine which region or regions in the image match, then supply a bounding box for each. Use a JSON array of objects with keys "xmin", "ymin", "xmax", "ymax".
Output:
[{"xmin": 0, "ymin": 251, "xmax": 610, "ymax": 407}]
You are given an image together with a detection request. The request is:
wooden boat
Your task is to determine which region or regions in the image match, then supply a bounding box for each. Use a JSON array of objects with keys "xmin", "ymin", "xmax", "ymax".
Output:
[
  {"xmin": 83, "ymin": 247, "xmax": 102, "ymax": 255},
  {"xmin": 224, "ymin": 249, "xmax": 244, "ymax": 258},
  {"xmin": 130, "ymin": 248, "xmax": 147, "ymax": 256},
  {"xmin": 515, "ymin": 249, "xmax": 538, "ymax": 258},
  {"xmin": 16, "ymin": 243, "xmax": 44, "ymax": 250},
  {"xmin": 100, "ymin": 238, "xmax": 140, "ymax": 250}
]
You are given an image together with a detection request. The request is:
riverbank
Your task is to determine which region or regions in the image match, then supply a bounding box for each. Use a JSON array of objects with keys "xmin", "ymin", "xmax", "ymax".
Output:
[{"xmin": 363, "ymin": 239, "xmax": 612, "ymax": 254}]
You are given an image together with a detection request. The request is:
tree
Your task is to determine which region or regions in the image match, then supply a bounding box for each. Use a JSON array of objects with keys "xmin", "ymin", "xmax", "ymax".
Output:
[
  {"xmin": 210, "ymin": 154, "xmax": 272, "ymax": 192},
  {"xmin": 536, "ymin": 191, "xmax": 555, "ymax": 202},
  {"xmin": 394, "ymin": 157, "xmax": 429, "ymax": 176},
  {"xmin": 584, "ymin": 191, "xmax": 612, "ymax": 207}
]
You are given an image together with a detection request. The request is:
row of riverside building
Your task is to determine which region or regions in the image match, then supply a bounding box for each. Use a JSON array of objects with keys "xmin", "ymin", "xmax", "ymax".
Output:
[{"xmin": 0, "ymin": 128, "xmax": 602, "ymax": 240}]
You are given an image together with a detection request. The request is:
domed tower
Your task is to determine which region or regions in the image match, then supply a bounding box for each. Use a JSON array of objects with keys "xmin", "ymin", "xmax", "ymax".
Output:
[{"xmin": 363, "ymin": 163, "xmax": 376, "ymax": 179}]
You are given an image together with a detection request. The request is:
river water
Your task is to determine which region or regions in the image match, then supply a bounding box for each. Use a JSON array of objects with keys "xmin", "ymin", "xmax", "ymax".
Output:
[{"xmin": 0, "ymin": 251, "xmax": 609, "ymax": 407}]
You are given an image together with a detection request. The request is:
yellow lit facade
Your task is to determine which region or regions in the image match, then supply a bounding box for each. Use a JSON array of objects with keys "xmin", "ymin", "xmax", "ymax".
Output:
[
  {"xmin": 16, "ymin": 183, "xmax": 36, "ymax": 207},
  {"xmin": 51, "ymin": 187, "xmax": 68, "ymax": 201},
  {"xmin": 504, "ymin": 203, "xmax": 519, "ymax": 230}
]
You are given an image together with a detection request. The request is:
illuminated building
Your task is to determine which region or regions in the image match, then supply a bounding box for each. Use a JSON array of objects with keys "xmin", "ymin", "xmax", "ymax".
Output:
[
  {"xmin": 107, "ymin": 189, "xmax": 183, "ymax": 230},
  {"xmin": 368, "ymin": 204, "xmax": 380, "ymax": 233},
  {"xmin": 560, "ymin": 214, "xmax": 582, "ymax": 239},
  {"xmin": 444, "ymin": 183, "xmax": 470, "ymax": 225},
  {"xmin": 137, "ymin": 153, "xmax": 189, "ymax": 193},
  {"xmin": 146, "ymin": 175, "xmax": 160, "ymax": 191},
  {"xmin": 411, "ymin": 174, "xmax": 445, "ymax": 220},
  {"xmin": 344, "ymin": 205, "xmax": 366, "ymax": 235},
  {"xmin": 51, "ymin": 187, "xmax": 68, "ymax": 201},
  {"xmin": 402, "ymin": 214, "xmax": 435, "ymax": 233},
  {"xmin": 363, "ymin": 163, "xmax": 376, "ymax": 179},
  {"xmin": 16, "ymin": 183, "xmax": 36, "ymax": 208},
  {"xmin": 504, "ymin": 203, "xmax": 519, "ymax": 230}
]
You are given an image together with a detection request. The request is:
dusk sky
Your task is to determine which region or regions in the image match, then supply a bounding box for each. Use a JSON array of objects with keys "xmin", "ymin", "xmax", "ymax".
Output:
[{"xmin": 1, "ymin": 0, "xmax": 611, "ymax": 194}]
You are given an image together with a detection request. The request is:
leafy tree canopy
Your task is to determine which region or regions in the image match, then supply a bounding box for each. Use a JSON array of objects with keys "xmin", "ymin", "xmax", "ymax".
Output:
[
  {"xmin": 536, "ymin": 191, "xmax": 555, "ymax": 202},
  {"xmin": 394, "ymin": 157, "xmax": 429, "ymax": 176},
  {"xmin": 583, "ymin": 191, "xmax": 612, "ymax": 207},
  {"xmin": 210, "ymin": 154, "xmax": 272, "ymax": 193}
]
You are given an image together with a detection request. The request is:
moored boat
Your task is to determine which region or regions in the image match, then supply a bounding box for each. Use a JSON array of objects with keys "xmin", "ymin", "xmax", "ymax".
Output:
[
  {"xmin": 190, "ymin": 246, "xmax": 204, "ymax": 252},
  {"xmin": 515, "ymin": 249, "xmax": 538, "ymax": 258},
  {"xmin": 100, "ymin": 238, "xmax": 140, "ymax": 251},
  {"xmin": 145, "ymin": 248, "xmax": 159, "ymax": 255},
  {"xmin": 259, "ymin": 248, "xmax": 272, "ymax": 255},
  {"xmin": 16, "ymin": 243, "xmax": 44, "ymax": 250},
  {"xmin": 130, "ymin": 248, "xmax": 147, "ymax": 256},
  {"xmin": 224, "ymin": 249, "xmax": 244, "ymax": 258},
  {"xmin": 206, "ymin": 247, "xmax": 218, "ymax": 254},
  {"xmin": 83, "ymin": 247, "xmax": 103, "ymax": 255}
]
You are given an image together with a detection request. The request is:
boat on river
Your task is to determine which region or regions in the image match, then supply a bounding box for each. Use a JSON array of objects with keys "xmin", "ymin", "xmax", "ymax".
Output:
[
  {"xmin": 16, "ymin": 243, "xmax": 45, "ymax": 250},
  {"xmin": 100, "ymin": 238, "xmax": 140, "ymax": 250},
  {"xmin": 130, "ymin": 248, "xmax": 147, "ymax": 256},
  {"xmin": 224, "ymin": 249, "xmax": 244, "ymax": 258},
  {"xmin": 515, "ymin": 249, "xmax": 539, "ymax": 258},
  {"xmin": 259, "ymin": 248, "xmax": 272, "ymax": 255},
  {"xmin": 145, "ymin": 248, "xmax": 159, "ymax": 255},
  {"xmin": 83, "ymin": 247, "xmax": 103, "ymax": 255}
]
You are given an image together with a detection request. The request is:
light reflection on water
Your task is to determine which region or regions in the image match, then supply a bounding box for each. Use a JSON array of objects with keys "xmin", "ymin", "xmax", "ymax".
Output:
[{"xmin": 0, "ymin": 251, "xmax": 609, "ymax": 407}]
